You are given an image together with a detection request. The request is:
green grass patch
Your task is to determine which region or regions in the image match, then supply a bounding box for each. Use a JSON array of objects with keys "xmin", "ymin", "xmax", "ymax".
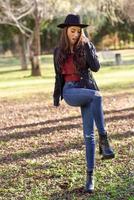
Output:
[
  {"xmin": 95, "ymin": 64, "xmax": 134, "ymax": 91},
  {"xmin": 0, "ymin": 54, "xmax": 134, "ymax": 100}
]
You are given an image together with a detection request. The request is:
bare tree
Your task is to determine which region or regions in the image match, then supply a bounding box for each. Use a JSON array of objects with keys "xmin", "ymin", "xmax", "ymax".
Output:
[
  {"xmin": 13, "ymin": 32, "xmax": 28, "ymax": 70},
  {"xmin": 0, "ymin": 0, "xmax": 72, "ymax": 76},
  {"xmin": 1, "ymin": 0, "xmax": 132, "ymax": 75},
  {"xmin": 121, "ymin": 0, "xmax": 134, "ymax": 22},
  {"xmin": 0, "ymin": 0, "xmax": 103, "ymax": 75},
  {"xmin": 0, "ymin": 0, "xmax": 35, "ymax": 72},
  {"xmin": 98, "ymin": 0, "xmax": 134, "ymax": 23},
  {"xmin": 0, "ymin": 0, "xmax": 115, "ymax": 75}
]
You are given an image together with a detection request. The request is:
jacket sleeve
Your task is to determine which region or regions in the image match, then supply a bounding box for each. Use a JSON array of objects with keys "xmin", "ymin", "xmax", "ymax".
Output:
[
  {"xmin": 85, "ymin": 42, "xmax": 100, "ymax": 72},
  {"xmin": 53, "ymin": 48, "xmax": 61, "ymax": 107}
]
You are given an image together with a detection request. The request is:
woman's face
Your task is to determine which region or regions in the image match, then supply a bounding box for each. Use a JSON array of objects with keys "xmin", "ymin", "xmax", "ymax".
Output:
[{"xmin": 67, "ymin": 26, "xmax": 81, "ymax": 46}]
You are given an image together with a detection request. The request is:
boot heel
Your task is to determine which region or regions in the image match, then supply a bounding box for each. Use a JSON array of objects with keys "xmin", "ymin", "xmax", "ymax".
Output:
[{"xmin": 99, "ymin": 146, "xmax": 102, "ymax": 154}]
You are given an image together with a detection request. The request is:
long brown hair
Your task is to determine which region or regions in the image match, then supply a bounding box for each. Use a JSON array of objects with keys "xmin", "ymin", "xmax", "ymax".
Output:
[{"xmin": 57, "ymin": 27, "xmax": 86, "ymax": 72}]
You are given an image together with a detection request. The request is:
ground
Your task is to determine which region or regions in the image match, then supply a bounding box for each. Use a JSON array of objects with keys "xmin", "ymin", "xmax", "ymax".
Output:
[{"xmin": 0, "ymin": 90, "xmax": 134, "ymax": 200}]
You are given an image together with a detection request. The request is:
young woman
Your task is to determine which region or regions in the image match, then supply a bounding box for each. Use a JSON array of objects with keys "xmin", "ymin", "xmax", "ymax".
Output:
[{"xmin": 53, "ymin": 14, "xmax": 115, "ymax": 193}]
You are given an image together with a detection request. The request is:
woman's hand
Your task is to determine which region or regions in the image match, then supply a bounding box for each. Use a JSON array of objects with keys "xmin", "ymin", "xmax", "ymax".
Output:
[{"xmin": 81, "ymin": 30, "xmax": 89, "ymax": 44}]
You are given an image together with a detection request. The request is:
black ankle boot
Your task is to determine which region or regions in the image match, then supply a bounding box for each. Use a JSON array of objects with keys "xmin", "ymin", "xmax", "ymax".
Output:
[
  {"xmin": 85, "ymin": 170, "xmax": 94, "ymax": 193},
  {"xmin": 99, "ymin": 133, "xmax": 115, "ymax": 159}
]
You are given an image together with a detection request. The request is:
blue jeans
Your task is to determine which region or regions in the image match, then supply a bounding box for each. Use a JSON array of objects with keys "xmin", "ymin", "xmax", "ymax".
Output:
[{"xmin": 63, "ymin": 81, "xmax": 106, "ymax": 171}]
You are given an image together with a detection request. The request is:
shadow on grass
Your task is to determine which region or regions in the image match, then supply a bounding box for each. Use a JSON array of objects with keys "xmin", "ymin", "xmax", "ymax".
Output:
[
  {"xmin": 0, "ymin": 112, "xmax": 134, "ymax": 143},
  {"xmin": 0, "ymin": 69, "xmax": 22, "ymax": 75},
  {"xmin": 0, "ymin": 127, "xmax": 133, "ymax": 165},
  {"xmin": 104, "ymin": 106, "xmax": 134, "ymax": 114},
  {"xmin": 0, "ymin": 122, "xmax": 82, "ymax": 142},
  {"xmin": 106, "ymin": 113, "xmax": 134, "ymax": 122},
  {"xmin": 112, "ymin": 131, "xmax": 134, "ymax": 140},
  {"xmin": 0, "ymin": 107, "xmax": 134, "ymax": 142},
  {"xmin": 0, "ymin": 116, "xmax": 80, "ymax": 131},
  {"xmin": 0, "ymin": 136, "xmax": 84, "ymax": 164},
  {"xmin": 0, "ymin": 105, "xmax": 133, "ymax": 132}
]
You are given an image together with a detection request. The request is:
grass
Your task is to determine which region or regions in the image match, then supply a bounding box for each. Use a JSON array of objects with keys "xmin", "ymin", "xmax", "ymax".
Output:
[
  {"xmin": 0, "ymin": 50, "xmax": 134, "ymax": 199},
  {"xmin": 0, "ymin": 57, "xmax": 54, "ymax": 100},
  {"xmin": 0, "ymin": 52, "xmax": 134, "ymax": 99},
  {"xmin": 98, "ymin": 49, "xmax": 134, "ymax": 65},
  {"xmin": 94, "ymin": 64, "xmax": 134, "ymax": 91}
]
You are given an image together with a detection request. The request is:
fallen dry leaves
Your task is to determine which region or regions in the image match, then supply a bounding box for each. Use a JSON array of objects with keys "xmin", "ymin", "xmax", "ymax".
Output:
[{"xmin": 0, "ymin": 91, "xmax": 134, "ymax": 199}]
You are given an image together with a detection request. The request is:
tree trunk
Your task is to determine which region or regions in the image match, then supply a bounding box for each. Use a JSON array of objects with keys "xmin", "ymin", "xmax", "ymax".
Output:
[
  {"xmin": 30, "ymin": 54, "xmax": 41, "ymax": 76},
  {"xmin": 18, "ymin": 33, "xmax": 28, "ymax": 70},
  {"xmin": 29, "ymin": 8, "xmax": 41, "ymax": 76},
  {"xmin": 14, "ymin": 33, "xmax": 27, "ymax": 70}
]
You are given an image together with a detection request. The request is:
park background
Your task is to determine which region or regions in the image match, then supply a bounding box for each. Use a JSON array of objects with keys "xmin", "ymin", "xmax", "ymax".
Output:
[{"xmin": 0, "ymin": 0, "xmax": 134, "ymax": 199}]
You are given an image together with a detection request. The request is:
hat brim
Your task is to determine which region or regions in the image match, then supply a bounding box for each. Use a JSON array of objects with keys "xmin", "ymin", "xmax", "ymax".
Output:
[{"xmin": 57, "ymin": 23, "xmax": 88, "ymax": 28}]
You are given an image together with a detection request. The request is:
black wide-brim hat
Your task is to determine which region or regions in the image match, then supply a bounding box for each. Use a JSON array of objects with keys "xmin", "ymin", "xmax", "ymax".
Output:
[{"xmin": 57, "ymin": 14, "xmax": 88, "ymax": 28}]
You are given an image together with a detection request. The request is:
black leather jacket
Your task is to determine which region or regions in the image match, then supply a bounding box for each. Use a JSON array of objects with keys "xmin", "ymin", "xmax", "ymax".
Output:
[{"xmin": 53, "ymin": 42, "xmax": 100, "ymax": 106}]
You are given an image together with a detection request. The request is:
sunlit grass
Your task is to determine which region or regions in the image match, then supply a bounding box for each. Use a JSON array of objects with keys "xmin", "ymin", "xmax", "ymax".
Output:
[
  {"xmin": 0, "ymin": 53, "xmax": 134, "ymax": 100},
  {"xmin": 94, "ymin": 65, "xmax": 134, "ymax": 91}
]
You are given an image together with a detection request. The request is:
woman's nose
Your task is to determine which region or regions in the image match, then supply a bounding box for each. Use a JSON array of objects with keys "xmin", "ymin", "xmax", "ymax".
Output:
[{"xmin": 74, "ymin": 33, "xmax": 79, "ymax": 38}]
